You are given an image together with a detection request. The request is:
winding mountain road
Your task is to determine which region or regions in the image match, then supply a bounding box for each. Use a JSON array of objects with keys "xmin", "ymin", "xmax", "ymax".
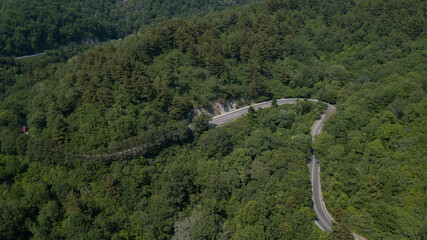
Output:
[
  {"xmin": 14, "ymin": 52, "xmax": 46, "ymax": 60},
  {"xmin": 80, "ymin": 97, "xmax": 364, "ymax": 238},
  {"xmin": 209, "ymin": 98, "xmax": 309, "ymax": 126},
  {"xmin": 209, "ymin": 98, "xmax": 336, "ymax": 233},
  {"xmin": 309, "ymin": 104, "xmax": 336, "ymax": 232}
]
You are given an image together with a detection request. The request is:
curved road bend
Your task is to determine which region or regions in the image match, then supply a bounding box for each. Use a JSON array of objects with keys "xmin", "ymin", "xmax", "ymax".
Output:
[
  {"xmin": 210, "ymin": 98, "xmax": 306, "ymax": 126},
  {"xmin": 209, "ymin": 98, "xmax": 335, "ymax": 232},
  {"xmin": 309, "ymin": 104, "xmax": 336, "ymax": 232}
]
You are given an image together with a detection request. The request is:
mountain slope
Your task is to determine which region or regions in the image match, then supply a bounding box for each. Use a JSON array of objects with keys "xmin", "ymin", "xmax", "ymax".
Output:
[{"xmin": 0, "ymin": 1, "xmax": 426, "ymax": 239}]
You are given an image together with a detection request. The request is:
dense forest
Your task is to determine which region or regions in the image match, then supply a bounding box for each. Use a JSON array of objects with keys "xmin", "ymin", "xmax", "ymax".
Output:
[
  {"xmin": 315, "ymin": 73, "xmax": 427, "ymax": 238},
  {"xmin": 2, "ymin": 101, "xmax": 331, "ymax": 239},
  {"xmin": 0, "ymin": 0, "xmax": 251, "ymax": 56},
  {"xmin": 0, "ymin": 0, "xmax": 426, "ymax": 239}
]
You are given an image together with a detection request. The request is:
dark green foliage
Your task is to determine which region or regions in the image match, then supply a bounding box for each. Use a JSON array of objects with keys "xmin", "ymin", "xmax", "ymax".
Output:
[
  {"xmin": 31, "ymin": 201, "xmax": 62, "ymax": 239},
  {"xmin": 103, "ymin": 120, "xmax": 190, "ymax": 159},
  {"xmin": 248, "ymin": 106, "xmax": 255, "ymax": 115},
  {"xmin": 191, "ymin": 112, "xmax": 212, "ymax": 134},
  {"xmin": 0, "ymin": 0, "xmax": 251, "ymax": 56},
  {"xmin": 199, "ymin": 128, "xmax": 232, "ymax": 158},
  {"xmin": 0, "ymin": 0, "xmax": 425, "ymax": 239},
  {"xmin": 0, "ymin": 199, "xmax": 30, "ymax": 239},
  {"xmin": 249, "ymin": 76, "xmax": 271, "ymax": 100},
  {"xmin": 271, "ymin": 98, "xmax": 278, "ymax": 108},
  {"xmin": 60, "ymin": 212, "xmax": 93, "ymax": 239},
  {"xmin": 316, "ymin": 77, "xmax": 426, "ymax": 238},
  {"xmin": 0, "ymin": 155, "xmax": 23, "ymax": 182},
  {"xmin": 51, "ymin": 115, "xmax": 68, "ymax": 144},
  {"xmin": 0, "ymin": 102, "xmax": 325, "ymax": 240}
]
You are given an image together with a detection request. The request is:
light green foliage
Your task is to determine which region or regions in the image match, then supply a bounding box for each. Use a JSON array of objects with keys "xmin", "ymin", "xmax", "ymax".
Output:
[
  {"xmin": 232, "ymin": 225, "xmax": 265, "ymax": 240},
  {"xmin": 237, "ymin": 201, "xmax": 259, "ymax": 225},
  {"xmin": 190, "ymin": 214, "xmax": 219, "ymax": 240},
  {"xmin": 291, "ymin": 134, "xmax": 312, "ymax": 156}
]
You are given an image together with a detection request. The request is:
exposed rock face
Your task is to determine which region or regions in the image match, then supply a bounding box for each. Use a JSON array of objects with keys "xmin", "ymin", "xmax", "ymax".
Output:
[{"xmin": 186, "ymin": 99, "xmax": 243, "ymax": 122}]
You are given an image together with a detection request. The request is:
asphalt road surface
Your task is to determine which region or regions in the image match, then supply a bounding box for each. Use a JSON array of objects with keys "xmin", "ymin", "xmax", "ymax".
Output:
[
  {"xmin": 209, "ymin": 98, "xmax": 335, "ymax": 232},
  {"xmin": 210, "ymin": 98, "xmax": 322, "ymax": 126},
  {"xmin": 309, "ymin": 104, "xmax": 336, "ymax": 232}
]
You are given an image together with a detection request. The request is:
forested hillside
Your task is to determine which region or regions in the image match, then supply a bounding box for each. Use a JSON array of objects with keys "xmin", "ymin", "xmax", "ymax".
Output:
[
  {"xmin": 0, "ymin": 0, "xmax": 426, "ymax": 239},
  {"xmin": 2, "ymin": 102, "xmax": 331, "ymax": 239},
  {"xmin": 0, "ymin": 0, "xmax": 251, "ymax": 56},
  {"xmin": 314, "ymin": 73, "xmax": 427, "ymax": 238}
]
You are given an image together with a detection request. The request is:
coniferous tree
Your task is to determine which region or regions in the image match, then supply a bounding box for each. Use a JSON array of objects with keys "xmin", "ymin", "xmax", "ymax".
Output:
[{"xmin": 52, "ymin": 115, "xmax": 68, "ymax": 144}]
